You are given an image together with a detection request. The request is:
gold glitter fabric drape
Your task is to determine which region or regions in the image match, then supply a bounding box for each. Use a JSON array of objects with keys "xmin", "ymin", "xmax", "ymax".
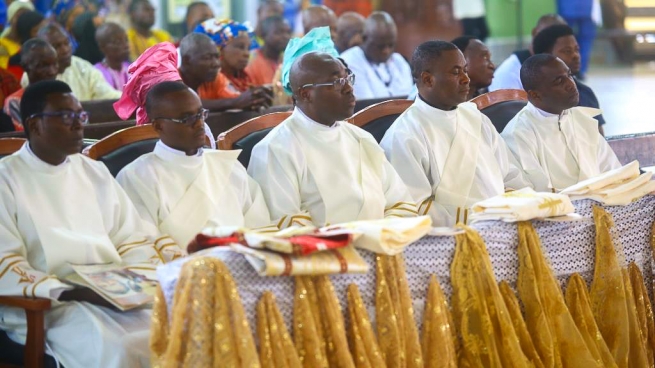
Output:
[
  {"xmin": 421, "ymin": 275, "xmax": 457, "ymax": 368},
  {"xmin": 621, "ymin": 268, "xmax": 649, "ymax": 367},
  {"xmin": 498, "ymin": 281, "xmax": 544, "ymax": 368},
  {"xmin": 293, "ymin": 276, "xmax": 355, "ymax": 368},
  {"xmin": 564, "ymin": 273, "xmax": 617, "ymax": 368},
  {"xmin": 346, "ymin": 283, "xmax": 386, "ymax": 368},
  {"xmin": 516, "ymin": 221, "xmax": 601, "ymax": 368},
  {"xmin": 450, "ymin": 225, "xmax": 530, "ymax": 368},
  {"xmin": 257, "ymin": 291, "xmax": 302, "ymax": 368},
  {"xmin": 628, "ymin": 262, "xmax": 655, "ymax": 367},
  {"xmin": 375, "ymin": 254, "xmax": 423, "ymax": 368},
  {"xmin": 150, "ymin": 257, "xmax": 260, "ymax": 368}
]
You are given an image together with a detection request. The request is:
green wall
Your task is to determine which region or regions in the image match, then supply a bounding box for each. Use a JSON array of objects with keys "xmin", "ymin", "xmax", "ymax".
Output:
[{"xmin": 487, "ymin": 0, "xmax": 556, "ymax": 38}]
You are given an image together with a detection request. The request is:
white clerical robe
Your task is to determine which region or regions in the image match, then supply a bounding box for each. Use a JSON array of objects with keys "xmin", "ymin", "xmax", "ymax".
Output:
[
  {"xmin": 501, "ymin": 102, "xmax": 621, "ymax": 192},
  {"xmin": 380, "ymin": 97, "xmax": 531, "ymax": 226},
  {"xmin": 248, "ymin": 107, "xmax": 417, "ymax": 228},
  {"xmin": 340, "ymin": 46, "xmax": 414, "ymax": 100},
  {"xmin": 117, "ymin": 141, "xmax": 272, "ymax": 246},
  {"xmin": 0, "ymin": 143, "xmax": 183, "ymax": 368}
]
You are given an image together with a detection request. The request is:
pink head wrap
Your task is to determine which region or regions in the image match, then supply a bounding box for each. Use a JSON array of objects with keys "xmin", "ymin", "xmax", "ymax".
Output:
[{"xmin": 113, "ymin": 42, "xmax": 181, "ymax": 125}]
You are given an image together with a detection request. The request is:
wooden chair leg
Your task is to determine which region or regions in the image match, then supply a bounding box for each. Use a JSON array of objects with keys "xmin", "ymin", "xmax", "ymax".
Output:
[{"xmin": 24, "ymin": 309, "xmax": 45, "ymax": 368}]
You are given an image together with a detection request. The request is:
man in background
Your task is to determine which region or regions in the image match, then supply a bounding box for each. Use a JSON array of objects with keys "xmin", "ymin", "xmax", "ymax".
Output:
[
  {"xmin": 127, "ymin": 0, "xmax": 173, "ymax": 60},
  {"xmin": 184, "ymin": 1, "xmax": 214, "ymax": 35},
  {"xmin": 246, "ymin": 15, "xmax": 291, "ymax": 86},
  {"xmin": 335, "ymin": 11, "xmax": 365, "ymax": 54},
  {"xmin": 451, "ymin": 36, "xmax": 495, "ymax": 100}
]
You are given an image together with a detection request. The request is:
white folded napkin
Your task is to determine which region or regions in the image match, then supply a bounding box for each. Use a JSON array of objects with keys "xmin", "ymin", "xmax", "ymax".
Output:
[{"xmin": 470, "ymin": 188, "xmax": 575, "ymax": 222}]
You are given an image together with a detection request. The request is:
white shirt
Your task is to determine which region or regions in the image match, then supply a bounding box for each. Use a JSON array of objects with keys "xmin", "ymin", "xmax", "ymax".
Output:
[
  {"xmin": 380, "ymin": 97, "xmax": 531, "ymax": 226},
  {"xmin": 22, "ymin": 55, "xmax": 122, "ymax": 101},
  {"xmin": 452, "ymin": 0, "xmax": 485, "ymax": 19},
  {"xmin": 248, "ymin": 107, "xmax": 417, "ymax": 227},
  {"xmin": 501, "ymin": 102, "xmax": 621, "ymax": 191},
  {"xmin": 340, "ymin": 46, "xmax": 414, "ymax": 100},
  {"xmin": 488, "ymin": 53, "xmax": 524, "ymax": 92},
  {"xmin": 117, "ymin": 141, "xmax": 271, "ymax": 246}
]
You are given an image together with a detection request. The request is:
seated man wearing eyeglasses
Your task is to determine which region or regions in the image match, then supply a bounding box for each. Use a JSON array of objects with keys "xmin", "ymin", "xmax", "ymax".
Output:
[
  {"xmin": 248, "ymin": 51, "xmax": 417, "ymax": 228},
  {"xmin": 117, "ymin": 81, "xmax": 272, "ymax": 247},
  {"xmin": 380, "ymin": 41, "xmax": 530, "ymax": 227},
  {"xmin": 0, "ymin": 80, "xmax": 183, "ymax": 367}
]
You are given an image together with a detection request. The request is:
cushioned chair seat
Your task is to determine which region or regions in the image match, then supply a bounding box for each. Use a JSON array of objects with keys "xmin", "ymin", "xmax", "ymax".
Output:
[
  {"xmin": 98, "ymin": 139, "xmax": 158, "ymax": 177},
  {"xmin": 233, "ymin": 127, "xmax": 275, "ymax": 168},
  {"xmin": 360, "ymin": 113, "xmax": 403, "ymax": 143},
  {"xmin": 0, "ymin": 329, "xmax": 59, "ymax": 368},
  {"xmin": 480, "ymin": 100, "xmax": 528, "ymax": 133}
]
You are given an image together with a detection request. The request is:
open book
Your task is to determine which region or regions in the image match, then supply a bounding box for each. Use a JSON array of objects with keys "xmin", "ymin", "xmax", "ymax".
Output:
[{"xmin": 65, "ymin": 263, "xmax": 157, "ymax": 311}]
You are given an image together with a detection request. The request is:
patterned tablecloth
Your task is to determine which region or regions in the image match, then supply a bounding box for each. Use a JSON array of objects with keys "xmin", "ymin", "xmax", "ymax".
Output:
[{"xmin": 157, "ymin": 195, "xmax": 655, "ymax": 334}]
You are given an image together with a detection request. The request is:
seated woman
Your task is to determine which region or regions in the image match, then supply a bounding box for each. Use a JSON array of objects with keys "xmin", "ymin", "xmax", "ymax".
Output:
[{"xmin": 193, "ymin": 18, "xmax": 272, "ymax": 106}]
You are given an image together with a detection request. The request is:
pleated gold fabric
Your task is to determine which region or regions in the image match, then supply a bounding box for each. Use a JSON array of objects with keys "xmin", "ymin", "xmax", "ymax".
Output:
[
  {"xmin": 498, "ymin": 281, "xmax": 544, "ymax": 368},
  {"xmin": 421, "ymin": 275, "xmax": 457, "ymax": 368},
  {"xmin": 375, "ymin": 254, "xmax": 423, "ymax": 368},
  {"xmin": 450, "ymin": 225, "xmax": 530, "ymax": 368},
  {"xmin": 564, "ymin": 273, "xmax": 617, "ymax": 368},
  {"xmin": 293, "ymin": 276, "xmax": 355, "ymax": 368},
  {"xmin": 346, "ymin": 283, "xmax": 386, "ymax": 368},
  {"xmin": 516, "ymin": 221, "xmax": 602, "ymax": 367},
  {"xmin": 257, "ymin": 291, "xmax": 302, "ymax": 368},
  {"xmin": 150, "ymin": 257, "xmax": 260, "ymax": 368},
  {"xmin": 621, "ymin": 267, "xmax": 649, "ymax": 367},
  {"xmin": 590, "ymin": 206, "xmax": 631, "ymax": 367},
  {"xmin": 628, "ymin": 262, "xmax": 655, "ymax": 367}
]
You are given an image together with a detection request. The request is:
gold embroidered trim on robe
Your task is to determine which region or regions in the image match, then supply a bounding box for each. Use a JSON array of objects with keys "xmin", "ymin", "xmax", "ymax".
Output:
[
  {"xmin": 257, "ymin": 291, "xmax": 302, "ymax": 368},
  {"xmin": 516, "ymin": 221, "xmax": 601, "ymax": 367},
  {"xmin": 293, "ymin": 276, "xmax": 355, "ymax": 368},
  {"xmin": 450, "ymin": 225, "xmax": 530, "ymax": 367},
  {"xmin": 621, "ymin": 267, "xmax": 649, "ymax": 367},
  {"xmin": 628, "ymin": 263, "xmax": 655, "ymax": 367},
  {"xmin": 498, "ymin": 281, "xmax": 544, "ymax": 368},
  {"xmin": 375, "ymin": 254, "xmax": 423, "ymax": 368},
  {"xmin": 346, "ymin": 283, "xmax": 386, "ymax": 368},
  {"xmin": 150, "ymin": 257, "xmax": 260, "ymax": 368},
  {"xmin": 422, "ymin": 275, "xmax": 457, "ymax": 368}
]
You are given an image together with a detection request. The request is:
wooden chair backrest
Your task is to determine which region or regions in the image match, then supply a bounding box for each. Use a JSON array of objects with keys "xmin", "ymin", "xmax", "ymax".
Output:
[
  {"xmin": 0, "ymin": 138, "xmax": 26, "ymax": 156},
  {"xmin": 346, "ymin": 99, "xmax": 413, "ymax": 128},
  {"xmin": 471, "ymin": 89, "xmax": 528, "ymax": 110},
  {"xmin": 84, "ymin": 124, "xmax": 159, "ymax": 159},
  {"xmin": 217, "ymin": 111, "xmax": 292, "ymax": 150}
]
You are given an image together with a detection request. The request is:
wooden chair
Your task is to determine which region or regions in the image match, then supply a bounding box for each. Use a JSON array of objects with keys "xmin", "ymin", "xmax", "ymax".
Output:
[
  {"xmin": 346, "ymin": 99, "xmax": 413, "ymax": 142},
  {"xmin": 84, "ymin": 124, "xmax": 160, "ymax": 177},
  {"xmin": 217, "ymin": 111, "xmax": 292, "ymax": 168},
  {"xmin": 0, "ymin": 139, "xmax": 54, "ymax": 368},
  {"xmin": 471, "ymin": 89, "xmax": 528, "ymax": 133}
]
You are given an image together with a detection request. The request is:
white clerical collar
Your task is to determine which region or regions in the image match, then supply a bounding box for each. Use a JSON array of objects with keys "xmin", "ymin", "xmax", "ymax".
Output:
[
  {"xmin": 415, "ymin": 95, "xmax": 458, "ymax": 118},
  {"xmin": 154, "ymin": 140, "xmax": 203, "ymax": 164},
  {"xmin": 19, "ymin": 142, "xmax": 72, "ymax": 173},
  {"xmin": 528, "ymin": 102, "xmax": 560, "ymax": 118},
  {"xmin": 293, "ymin": 107, "xmax": 340, "ymax": 130}
]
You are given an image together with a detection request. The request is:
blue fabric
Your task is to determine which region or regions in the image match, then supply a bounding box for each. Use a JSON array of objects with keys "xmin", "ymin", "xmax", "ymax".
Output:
[
  {"xmin": 564, "ymin": 16, "xmax": 597, "ymax": 77},
  {"xmin": 281, "ymin": 26, "xmax": 339, "ymax": 95},
  {"xmin": 575, "ymin": 77, "xmax": 605, "ymax": 126},
  {"xmin": 0, "ymin": 1, "xmax": 7, "ymax": 29},
  {"xmin": 194, "ymin": 18, "xmax": 258, "ymax": 50},
  {"xmin": 557, "ymin": 0, "xmax": 593, "ymax": 18}
]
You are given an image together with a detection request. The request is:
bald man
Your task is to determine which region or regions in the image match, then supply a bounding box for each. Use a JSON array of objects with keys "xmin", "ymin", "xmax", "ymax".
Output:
[
  {"xmin": 302, "ymin": 5, "xmax": 337, "ymax": 40},
  {"xmin": 501, "ymin": 54, "xmax": 619, "ymax": 192},
  {"xmin": 335, "ymin": 11, "xmax": 365, "ymax": 54},
  {"xmin": 248, "ymin": 52, "xmax": 417, "ymax": 227},
  {"xmin": 340, "ymin": 11, "xmax": 413, "ymax": 99},
  {"xmin": 489, "ymin": 13, "xmax": 566, "ymax": 91}
]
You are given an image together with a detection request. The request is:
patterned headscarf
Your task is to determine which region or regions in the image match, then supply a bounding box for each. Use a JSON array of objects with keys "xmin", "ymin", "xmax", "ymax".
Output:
[
  {"xmin": 193, "ymin": 18, "xmax": 258, "ymax": 50},
  {"xmin": 281, "ymin": 26, "xmax": 339, "ymax": 95}
]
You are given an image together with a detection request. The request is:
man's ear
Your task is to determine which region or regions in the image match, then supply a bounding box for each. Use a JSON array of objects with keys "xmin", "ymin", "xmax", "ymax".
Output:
[
  {"xmin": 25, "ymin": 117, "xmax": 41, "ymax": 138},
  {"xmin": 420, "ymin": 71, "xmax": 433, "ymax": 88},
  {"xmin": 152, "ymin": 118, "xmax": 164, "ymax": 133},
  {"xmin": 527, "ymin": 89, "xmax": 540, "ymax": 102},
  {"xmin": 297, "ymin": 87, "xmax": 311, "ymax": 103}
]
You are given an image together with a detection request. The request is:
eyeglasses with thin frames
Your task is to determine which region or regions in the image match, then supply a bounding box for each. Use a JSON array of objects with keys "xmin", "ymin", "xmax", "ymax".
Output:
[
  {"xmin": 299, "ymin": 73, "xmax": 356, "ymax": 92},
  {"xmin": 152, "ymin": 108, "xmax": 209, "ymax": 126},
  {"xmin": 28, "ymin": 111, "xmax": 89, "ymax": 126}
]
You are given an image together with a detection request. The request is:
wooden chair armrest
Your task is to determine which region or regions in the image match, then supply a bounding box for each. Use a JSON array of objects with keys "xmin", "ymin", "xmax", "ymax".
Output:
[
  {"xmin": 0, "ymin": 296, "xmax": 51, "ymax": 368},
  {"xmin": 0, "ymin": 296, "xmax": 51, "ymax": 311}
]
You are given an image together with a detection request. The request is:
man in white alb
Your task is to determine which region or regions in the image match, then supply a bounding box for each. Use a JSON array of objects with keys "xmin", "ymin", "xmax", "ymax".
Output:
[
  {"xmin": 501, "ymin": 54, "xmax": 620, "ymax": 192},
  {"xmin": 249, "ymin": 52, "xmax": 417, "ymax": 227},
  {"xmin": 340, "ymin": 11, "xmax": 413, "ymax": 99},
  {"xmin": 381, "ymin": 41, "xmax": 530, "ymax": 226},
  {"xmin": 0, "ymin": 80, "xmax": 182, "ymax": 368},
  {"xmin": 117, "ymin": 81, "xmax": 272, "ymax": 247}
]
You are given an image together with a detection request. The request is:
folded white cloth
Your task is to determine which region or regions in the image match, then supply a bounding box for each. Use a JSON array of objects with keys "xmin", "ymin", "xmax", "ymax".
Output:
[
  {"xmin": 560, "ymin": 161, "xmax": 640, "ymax": 195},
  {"xmin": 470, "ymin": 188, "xmax": 575, "ymax": 222}
]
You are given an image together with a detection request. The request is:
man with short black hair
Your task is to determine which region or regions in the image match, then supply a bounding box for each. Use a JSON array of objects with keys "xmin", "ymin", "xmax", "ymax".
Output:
[
  {"xmin": 451, "ymin": 35, "xmax": 495, "ymax": 100},
  {"xmin": 532, "ymin": 23, "xmax": 606, "ymax": 134},
  {"xmin": 5, "ymin": 38, "xmax": 58, "ymax": 130},
  {"xmin": 340, "ymin": 11, "xmax": 413, "ymax": 99},
  {"xmin": 502, "ymin": 54, "xmax": 620, "ymax": 191},
  {"xmin": 127, "ymin": 0, "xmax": 172, "ymax": 60},
  {"xmin": 246, "ymin": 15, "xmax": 291, "ymax": 85},
  {"xmin": 117, "ymin": 81, "xmax": 271, "ymax": 245},
  {"xmin": 184, "ymin": 1, "xmax": 213, "ymax": 34},
  {"xmin": 0, "ymin": 80, "xmax": 181, "ymax": 368},
  {"xmin": 381, "ymin": 40, "xmax": 529, "ymax": 226}
]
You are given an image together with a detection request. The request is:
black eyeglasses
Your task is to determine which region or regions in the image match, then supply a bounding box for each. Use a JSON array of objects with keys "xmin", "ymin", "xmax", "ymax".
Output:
[
  {"xmin": 299, "ymin": 73, "xmax": 356, "ymax": 92},
  {"xmin": 28, "ymin": 111, "xmax": 89, "ymax": 126},
  {"xmin": 152, "ymin": 109, "xmax": 209, "ymax": 126}
]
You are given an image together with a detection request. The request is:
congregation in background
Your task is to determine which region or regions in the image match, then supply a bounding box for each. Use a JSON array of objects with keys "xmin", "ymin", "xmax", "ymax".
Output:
[{"xmin": 0, "ymin": 0, "xmax": 645, "ymax": 367}]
